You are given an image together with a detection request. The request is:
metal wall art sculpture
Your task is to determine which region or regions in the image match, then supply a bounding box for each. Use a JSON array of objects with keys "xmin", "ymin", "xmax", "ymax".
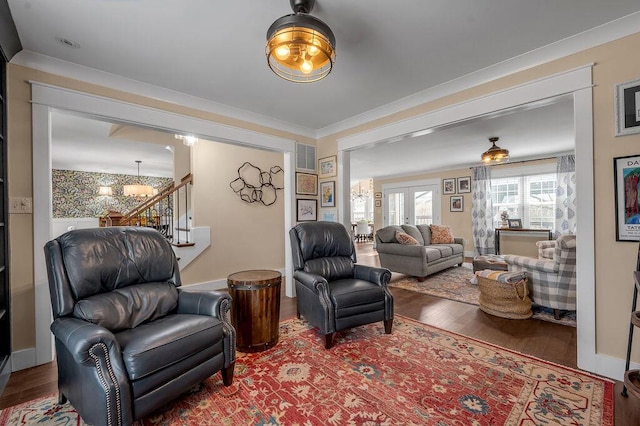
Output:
[{"xmin": 230, "ymin": 162, "xmax": 284, "ymax": 206}]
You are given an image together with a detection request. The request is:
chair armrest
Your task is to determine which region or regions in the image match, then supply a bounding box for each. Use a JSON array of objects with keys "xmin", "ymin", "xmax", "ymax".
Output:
[
  {"xmin": 51, "ymin": 317, "xmax": 123, "ymax": 365},
  {"xmin": 353, "ymin": 264, "xmax": 391, "ymax": 287},
  {"xmin": 454, "ymin": 237, "xmax": 464, "ymax": 245},
  {"xmin": 177, "ymin": 290, "xmax": 236, "ymax": 366},
  {"xmin": 50, "ymin": 317, "xmax": 133, "ymax": 425},
  {"xmin": 536, "ymin": 240, "xmax": 556, "ymax": 250},
  {"xmin": 503, "ymin": 255, "xmax": 558, "ymax": 273},
  {"xmin": 177, "ymin": 289, "xmax": 231, "ymax": 319},
  {"xmin": 293, "ymin": 270, "xmax": 329, "ymax": 294}
]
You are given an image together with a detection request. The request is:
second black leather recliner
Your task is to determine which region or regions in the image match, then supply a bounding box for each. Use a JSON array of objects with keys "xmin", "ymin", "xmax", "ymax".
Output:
[{"xmin": 289, "ymin": 221, "xmax": 393, "ymax": 349}]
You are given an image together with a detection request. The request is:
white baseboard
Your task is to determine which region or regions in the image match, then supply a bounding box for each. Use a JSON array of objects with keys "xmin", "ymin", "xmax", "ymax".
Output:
[
  {"xmin": 586, "ymin": 352, "xmax": 640, "ymax": 382},
  {"xmin": 182, "ymin": 268, "xmax": 288, "ymax": 292},
  {"xmin": 12, "ymin": 347, "xmax": 37, "ymax": 372}
]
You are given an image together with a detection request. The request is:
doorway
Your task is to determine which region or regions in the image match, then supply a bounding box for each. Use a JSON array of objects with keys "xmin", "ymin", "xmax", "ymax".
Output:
[
  {"xmin": 337, "ymin": 66, "xmax": 599, "ymax": 376},
  {"xmin": 30, "ymin": 82, "xmax": 297, "ymax": 368},
  {"xmin": 382, "ymin": 181, "xmax": 440, "ymax": 227}
]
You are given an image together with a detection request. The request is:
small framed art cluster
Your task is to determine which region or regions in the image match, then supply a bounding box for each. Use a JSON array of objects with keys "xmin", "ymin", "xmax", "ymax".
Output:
[
  {"xmin": 296, "ymin": 155, "xmax": 338, "ymax": 222},
  {"xmin": 374, "ymin": 191, "xmax": 382, "ymax": 208},
  {"xmin": 318, "ymin": 156, "xmax": 336, "ymax": 221},
  {"xmin": 443, "ymin": 176, "xmax": 471, "ymax": 194},
  {"xmin": 443, "ymin": 176, "xmax": 470, "ymax": 212}
]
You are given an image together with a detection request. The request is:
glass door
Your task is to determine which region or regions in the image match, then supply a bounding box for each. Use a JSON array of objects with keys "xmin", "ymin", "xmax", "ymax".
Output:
[
  {"xmin": 412, "ymin": 187, "xmax": 436, "ymax": 225},
  {"xmin": 383, "ymin": 184, "xmax": 440, "ymax": 226},
  {"xmin": 385, "ymin": 188, "xmax": 406, "ymax": 226}
]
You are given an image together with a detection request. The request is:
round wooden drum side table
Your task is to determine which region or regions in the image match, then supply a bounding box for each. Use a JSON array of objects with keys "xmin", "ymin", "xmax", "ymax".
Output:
[{"xmin": 227, "ymin": 269, "xmax": 281, "ymax": 353}]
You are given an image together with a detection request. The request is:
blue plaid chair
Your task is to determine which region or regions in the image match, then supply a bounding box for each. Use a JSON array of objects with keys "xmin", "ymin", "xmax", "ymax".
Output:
[{"xmin": 503, "ymin": 234, "xmax": 576, "ymax": 319}]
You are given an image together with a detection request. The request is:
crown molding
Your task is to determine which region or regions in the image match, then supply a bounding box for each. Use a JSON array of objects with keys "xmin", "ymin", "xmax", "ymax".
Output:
[
  {"xmin": 9, "ymin": 10, "xmax": 640, "ymax": 141},
  {"xmin": 316, "ymin": 11, "xmax": 640, "ymax": 139},
  {"xmin": 10, "ymin": 50, "xmax": 316, "ymax": 139}
]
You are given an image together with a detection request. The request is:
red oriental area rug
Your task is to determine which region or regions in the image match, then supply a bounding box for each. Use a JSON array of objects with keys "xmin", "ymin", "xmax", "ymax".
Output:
[{"xmin": 0, "ymin": 316, "xmax": 613, "ymax": 425}]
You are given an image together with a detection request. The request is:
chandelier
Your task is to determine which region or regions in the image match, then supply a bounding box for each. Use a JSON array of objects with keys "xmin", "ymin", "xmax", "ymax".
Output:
[
  {"xmin": 481, "ymin": 136, "xmax": 510, "ymax": 165},
  {"xmin": 351, "ymin": 179, "xmax": 372, "ymax": 200},
  {"xmin": 123, "ymin": 161, "xmax": 155, "ymax": 198},
  {"xmin": 266, "ymin": 0, "xmax": 336, "ymax": 83}
]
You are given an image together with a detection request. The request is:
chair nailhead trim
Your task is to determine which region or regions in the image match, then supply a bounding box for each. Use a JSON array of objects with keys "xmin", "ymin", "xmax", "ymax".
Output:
[
  {"xmin": 220, "ymin": 297, "xmax": 236, "ymax": 363},
  {"xmin": 89, "ymin": 343, "xmax": 122, "ymax": 426}
]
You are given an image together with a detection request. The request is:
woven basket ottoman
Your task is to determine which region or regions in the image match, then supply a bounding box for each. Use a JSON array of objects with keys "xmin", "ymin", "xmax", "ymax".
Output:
[{"xmin": 476, "ymin": 270, "xmax": 532, "ymax": 319}]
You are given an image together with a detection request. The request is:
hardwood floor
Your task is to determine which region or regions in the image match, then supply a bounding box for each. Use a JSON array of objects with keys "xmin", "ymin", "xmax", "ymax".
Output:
[{"xmin": 1, "ymin": 242, "xmax": 639, "ymax": 425}]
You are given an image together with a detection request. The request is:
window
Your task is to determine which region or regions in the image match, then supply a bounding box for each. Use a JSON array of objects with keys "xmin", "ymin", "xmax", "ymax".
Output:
[
  {"xmin": 351, "ymin": 196, "xmax": 373, "ymax": 223},
  {"xmin": 492, "ymin": 173, "xmax": 556, "ymax": 230}
]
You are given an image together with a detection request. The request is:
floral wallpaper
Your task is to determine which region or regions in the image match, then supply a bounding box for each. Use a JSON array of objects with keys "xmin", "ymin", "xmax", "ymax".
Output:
[{"xmin": 52, "ymin": 169, "xmax": 173, "ymax": 218}]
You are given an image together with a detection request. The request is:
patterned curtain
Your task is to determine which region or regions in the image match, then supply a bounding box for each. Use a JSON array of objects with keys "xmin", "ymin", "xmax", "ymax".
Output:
[
  {"xmin": 471, "ymin": 166, "xmax": 495, "ymax": 255},
  {"xmin": 555, "ymin": 154, "xmax": 577, "ymax": 235}
]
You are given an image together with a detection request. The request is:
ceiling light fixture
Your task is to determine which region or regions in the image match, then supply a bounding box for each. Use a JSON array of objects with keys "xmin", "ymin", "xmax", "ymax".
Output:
[
  {"xmin": 98, "ymin": 186, "xmax": 113, "ymax": 214},
  {"xmin": 481, "ymin": 136, "xmax": 510, "ymax": 165},
  {"xmin": 98, "ymin": 186, "xmax": 113, "ymax": 196},
  {"xmin": 123, "ymin": 160, "xmax": 155, "ymax": 197},
  {"xmin": 266, "ymin": 0, "xmax": 336, "ymax": 83},
  {"xmin": 175, "ymin": 134, "xmax": 198, "ymax": 147},
  {"xmin": 351, "ymin": 179, "xmax": 372, "ymax": 200}
]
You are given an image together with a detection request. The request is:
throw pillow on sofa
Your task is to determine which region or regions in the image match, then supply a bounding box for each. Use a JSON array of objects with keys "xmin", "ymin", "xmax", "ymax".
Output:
[
  {"xmin": 430, "ymin": 224, "xmax": 454, "ymax": 244},
  {"xmin": 395, "ymin": 231, "xmax": 419, "ymax": 245}
]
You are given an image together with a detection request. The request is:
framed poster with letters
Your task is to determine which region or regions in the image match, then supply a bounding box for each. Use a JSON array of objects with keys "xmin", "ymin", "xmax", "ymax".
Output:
[{"xmin": 614, "ymin": 154, "xmax": 640, "ymax": 241}]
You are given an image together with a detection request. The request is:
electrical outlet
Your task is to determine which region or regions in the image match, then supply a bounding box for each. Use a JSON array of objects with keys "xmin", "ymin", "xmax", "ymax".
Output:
[{"xmin": 9, "ymin": 197, "xmax": 33, "ymax": 214}]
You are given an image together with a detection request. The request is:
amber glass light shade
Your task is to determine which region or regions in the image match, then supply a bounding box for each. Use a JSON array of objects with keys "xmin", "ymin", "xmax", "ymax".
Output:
[
  {"xmin": 266, "ymin": 2, "xmax": 335, "ymax": 83},
  {"xmin": 481, "ymin": 137, "xmax": 510, "ymax": 164}
]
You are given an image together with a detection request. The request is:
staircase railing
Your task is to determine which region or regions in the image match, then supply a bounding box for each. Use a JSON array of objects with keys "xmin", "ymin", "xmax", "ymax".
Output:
[{"xmin": 116, "ymin": 174, "xmax": 194, "ymax": 246}]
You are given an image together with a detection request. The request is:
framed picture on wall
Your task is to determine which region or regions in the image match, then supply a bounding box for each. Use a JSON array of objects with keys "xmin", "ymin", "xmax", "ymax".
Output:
[
  {"xmin": 320, "ymin": 180, "xmax": 335, "ymax": 207},
  {"xmin": 450, "ymin": 196, "xmax": 463, "ymax": 212},
  {"xmin": 457, "ymin": 176, "xmax": 471, "ymax": 193},
  {"xmin": 321, "ymin": 209, "xmax": 337, "ymax": 222},
  {"xmin": 318, "ymin": 155, "xmax": 337, "ymax": 178},
  {"xmin": 615, "ymin": 78, "xmax": 640, "ymax": 136},
  {"xmin": 443, "ymin": 178, "xmax": 455, "ymax": 194},
  {"xmin": 375, "ymin": 199, "xmax": 382, "ymax": 208},
  {"xmin": 614, "ymin": 154, "xmax": 640, "ymax": 241},
  {"xmin": 295, "ymin": 172, "xmax": 317, "ymax": 195},
  {"xmin": 297, "ymin": 199, "xmax": 317, "ymax": 221}
]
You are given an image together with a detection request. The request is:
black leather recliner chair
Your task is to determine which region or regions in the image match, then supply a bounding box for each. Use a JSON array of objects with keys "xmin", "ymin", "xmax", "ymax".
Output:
[
  {"xmin": 289, "ymin": 222, "xmax": 393, "ymax": 349},
  {"xmin": 44, "ymin": 227, "xmax": 235, "ymax": 426}
]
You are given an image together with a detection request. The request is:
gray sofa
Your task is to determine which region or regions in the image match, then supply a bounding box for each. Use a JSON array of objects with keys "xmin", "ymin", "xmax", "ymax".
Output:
[{"xmin": 375, "ymin": 224, "xmax": 464, "ymax": 281}]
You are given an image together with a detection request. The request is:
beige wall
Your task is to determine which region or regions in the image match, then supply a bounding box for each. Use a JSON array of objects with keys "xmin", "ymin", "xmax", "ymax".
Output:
[
  {"xmin": 181, "ymin": 141, "xmax": 285, "ymax": 284},
  {"xmin": 324, "ymin": 33, "xmax": 640, "ymax": 363}
]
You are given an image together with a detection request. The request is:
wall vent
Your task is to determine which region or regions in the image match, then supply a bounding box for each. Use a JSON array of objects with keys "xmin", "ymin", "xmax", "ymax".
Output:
[{"xmin": 296, "ymin": 143, "xmax": 316, "ymax": 172}]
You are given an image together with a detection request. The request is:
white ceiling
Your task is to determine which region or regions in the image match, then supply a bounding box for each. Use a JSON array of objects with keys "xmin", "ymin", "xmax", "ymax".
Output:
[
  {"xmin": 8, "ymin": 1, "xmax": 640, "ymax": 180},
  {"xmin": 51, "ymin": 111, "xmax": 174, "ymax": 177}
]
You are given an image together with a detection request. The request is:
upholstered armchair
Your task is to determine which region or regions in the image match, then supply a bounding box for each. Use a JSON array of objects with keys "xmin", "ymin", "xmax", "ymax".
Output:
[
  {"xmin": 289, "ymin": 222, "xmax": 393, "ymax": 349},
  {"xmin": 44, "ymin": 227, "xmax": 235, "ymax": 426},
  {"xmin": 503, "ymin": 234, "xmax": 576, "ymax": 319}
]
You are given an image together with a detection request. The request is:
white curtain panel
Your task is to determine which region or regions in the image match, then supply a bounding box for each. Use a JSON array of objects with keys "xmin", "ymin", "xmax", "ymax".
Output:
[
  {"xmin": 471, "ymin": 166, "xmax": 495, "ymax": 255},
  {"xmin": 555, "ymin": 154, "xmax": 577, "ymax": 235}
]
